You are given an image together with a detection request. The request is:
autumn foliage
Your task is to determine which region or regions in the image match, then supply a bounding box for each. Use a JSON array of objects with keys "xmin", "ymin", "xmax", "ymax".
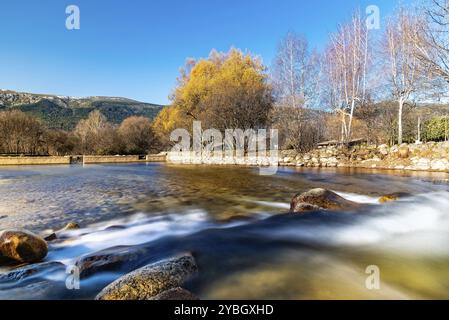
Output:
[{"xmin": 153, "ymin": 48, "xmax": 274, "ymax": 148}]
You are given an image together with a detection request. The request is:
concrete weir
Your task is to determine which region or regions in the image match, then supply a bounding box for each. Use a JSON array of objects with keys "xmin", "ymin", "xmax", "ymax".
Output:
[
  {"xmin": 0, "ymin": 156, "xmax": 71, "ymax": 166},
  {"xmin": 0, "ymin": 154, "xmax": 167, "ymax": 166}
]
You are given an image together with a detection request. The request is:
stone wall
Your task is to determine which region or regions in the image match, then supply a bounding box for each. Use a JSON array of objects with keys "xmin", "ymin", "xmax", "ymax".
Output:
[
  {"xmin": 167, "ymin": 151, "xmax": 278, "ymax": 166},
  {"xmin": 0, "ymin": 156, "xmax": 71, "ymax": 166},
  {"xmin": 279, "ymin": 141, "xmax": 449, "ymax": 172}
]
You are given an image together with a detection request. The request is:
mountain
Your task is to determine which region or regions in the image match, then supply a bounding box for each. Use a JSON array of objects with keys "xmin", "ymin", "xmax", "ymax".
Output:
[{"xmin": 0, "ymin": 90, "xmax": 165, "ymax": 130}]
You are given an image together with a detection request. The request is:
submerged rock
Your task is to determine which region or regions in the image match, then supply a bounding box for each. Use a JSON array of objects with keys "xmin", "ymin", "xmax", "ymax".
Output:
[
  {"xmin": 0, "ymin": 261, "xmax": 65, "ymax": 284},
  {"xmin": 0, "ymin": 279, "xmax": 68, "ymax": 300},
  {"xmin": 0, "ymin": 230, "xmax": 48, "ymax": 263},
  {"xmin": 151, "ymin": 287, "xmax": 199, "ymax": 300},
  {"xmin": 62, "ymin": 222, "xmax": 80, "ymax": 231},
  {"xmin": 42, "ymin": 222, "xmax": 81, "ymax": 242},
  {"xmin": 95, "ymin": 254, "xmax": 198, "ymax": 300},
  {"xmin": 75, "ymin": 245, "xmax": 149, "ymax": 279},
  {"xmin": 290, "ymin": 188, "xmax": 361, "ymax": 213},
  {"xmin": 378, "ymin": 192, "xmax": 410, "ymax": 203},
  {"xmin": 43, "ymin": 232, "xmax": 57, "ymax": 242}
]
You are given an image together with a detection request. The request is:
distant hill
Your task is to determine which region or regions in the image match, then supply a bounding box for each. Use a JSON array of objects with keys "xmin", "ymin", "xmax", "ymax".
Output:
[{"xmin": 0, "ymin": 90, "xmax": 165, "ymax": 130}]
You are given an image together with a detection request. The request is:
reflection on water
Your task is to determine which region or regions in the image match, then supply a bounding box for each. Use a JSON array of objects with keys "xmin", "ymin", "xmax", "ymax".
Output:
[{"xmin": 0, "ymin": 163, "xmax": 449, "ymax": 299}]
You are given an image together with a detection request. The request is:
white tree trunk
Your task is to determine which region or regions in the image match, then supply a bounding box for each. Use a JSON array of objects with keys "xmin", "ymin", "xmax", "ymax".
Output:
[
  {"xmin": 348, "ymin": 99, "xmax": 356, "ymax": 140},
  {"xmin": 398, "ymin": 97, "xmax": 404, "ymax": 144}
]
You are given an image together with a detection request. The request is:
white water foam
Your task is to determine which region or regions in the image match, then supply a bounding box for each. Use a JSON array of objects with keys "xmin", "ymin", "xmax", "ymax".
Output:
[
  {"xmin": 333, "ymin": 191, "xmax": 449, "ymax": 254},
  {"xmin": 334, "ymin": 191, "xmax": 381, "ymax": 204},
  {"xmin": 270, "ymin": 191, "xmax": 449, "ymax": 256},
  {"xmin": 46, "ymin": 209, "xmax": 258, "ymax": 265}
]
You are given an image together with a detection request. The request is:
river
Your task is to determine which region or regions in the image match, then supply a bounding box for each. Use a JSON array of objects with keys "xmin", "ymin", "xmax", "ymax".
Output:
[{"xmin": 0, "ymin": 163, "xmax": 449, "ymax": 299}]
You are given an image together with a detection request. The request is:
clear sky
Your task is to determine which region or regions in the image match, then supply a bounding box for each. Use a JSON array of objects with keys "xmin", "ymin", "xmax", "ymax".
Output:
[{"xmin": 0, "ymin": 0, "xmax": 411, "ymax": 105}]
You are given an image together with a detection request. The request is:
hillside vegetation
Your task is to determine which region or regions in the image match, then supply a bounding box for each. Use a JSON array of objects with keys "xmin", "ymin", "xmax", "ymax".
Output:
[{"xmin": 0, "ymin": 90, "xmax": 164, "ymax": 130}]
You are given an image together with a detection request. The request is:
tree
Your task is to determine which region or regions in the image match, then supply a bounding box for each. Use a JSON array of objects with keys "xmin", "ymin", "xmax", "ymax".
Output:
[
  {"xmin": 44, "ymin": 130, "xmax": 78, "ymax": 156},
  {"xmin": 74, "ymin": 110, "xmax": 120, "ymax": 155},
  {"xmin": 152, "ymin": 105, "xmax": 189, "ymax": 149},
  {"xmin": 0, "ymin": 110, "xmax": 46, "ymax": 155},
  {"xmin": 424, "ymin": 116, "xmax": 449, "ymax": 141},
  {"xmin": 118, "ymin": 116, "xmax": 156, "ymax": 154},
  {"xmin": 270, "ymin": 106, "xmax": 325, "ymax": 151},
  {"xmin": 272, "ymin": 32, "xmax": 321, "ymax": 109},
  {"xmin": 383, "ymin": 8, "xmax": 423, "ymax": 144},
  {"xmin": 271, "ymin": 32, "xmax": 322, "ymax": 151},
  {"xmin": 412, "ymin": 0, "xmax": 449, "ymax": 84},
  {"xmin": 323, "ymin": 11, "xmax": 370, "ymax": 142},
  {"xmin": 170, "ymin": 48, "xmax": 273, "ymax": 131}
]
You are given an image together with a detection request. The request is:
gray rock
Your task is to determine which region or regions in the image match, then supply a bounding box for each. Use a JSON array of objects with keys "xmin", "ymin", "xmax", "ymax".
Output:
[{"xmin": 95, "ymin": 254, "xmax": 198, "ymax": 300}]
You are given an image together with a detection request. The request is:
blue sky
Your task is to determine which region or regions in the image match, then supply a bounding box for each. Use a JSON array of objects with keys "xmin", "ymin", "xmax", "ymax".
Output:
[{"xmin": 0, "ymin": 0, "xmax": 411, "ymax": 105}]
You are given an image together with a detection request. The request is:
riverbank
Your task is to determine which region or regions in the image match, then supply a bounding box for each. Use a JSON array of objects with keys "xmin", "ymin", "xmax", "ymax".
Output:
[
  {"xmin": 279, "ymin": 141, "xmax": 449, "ymax": 173},
  {"xmin": 2, "ymin": 142, "xmax": 449, "ymax": 174},
  {"xmin": 165, "ymin": 141, "xmax": 449, "ymax": 174}
]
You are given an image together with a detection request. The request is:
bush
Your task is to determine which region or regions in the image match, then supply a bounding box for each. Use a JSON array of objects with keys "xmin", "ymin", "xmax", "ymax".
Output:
[{"xmin": 424, "ymin": 116, "xmax": 449, "ymax": 141}]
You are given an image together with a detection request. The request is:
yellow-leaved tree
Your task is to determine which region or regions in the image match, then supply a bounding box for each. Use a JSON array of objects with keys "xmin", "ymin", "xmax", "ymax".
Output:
[{"xmin": 153, "ymin": 48, "xmax": 273, "ymax": 148}]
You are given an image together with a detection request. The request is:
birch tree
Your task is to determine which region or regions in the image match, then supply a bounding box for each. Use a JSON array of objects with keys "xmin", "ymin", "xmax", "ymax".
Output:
[
  {"xmin": 383, "ymin": 8, "xmax": 422, "ymax": 144},
  {"xmin": 271, "ymin": 32, "xmax": 321, "ymax": 150},
  {"xmin": 412, "ymin": 0, "xmax": 449, "ymax": 84},
  {"xmin": 323, "ymin": 11, "xmax": 370, "ymax": 142},
  {"xmin": 272, "ymin": 32, "xmax": 320, "ymax": 109}
]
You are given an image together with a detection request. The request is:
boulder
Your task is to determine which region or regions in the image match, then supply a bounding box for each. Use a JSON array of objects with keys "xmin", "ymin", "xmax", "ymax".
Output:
[
  {"xmin": 151, "ymin": 287, "xmax": 199, "ymax": 300},
  {"xmin": 0, "ymin": 230, "xmax": 48, "ymax": 263},
  {"xmin": 378, "ymin": 144, "xmax": 389, "ymax": 156},
  {"xmin": 290, "ymin": 188, "xmax": 361, "ymax": 213},
  {"xmin": 95, "ymin": 254, "xmax": 198, "ymax": 300}
]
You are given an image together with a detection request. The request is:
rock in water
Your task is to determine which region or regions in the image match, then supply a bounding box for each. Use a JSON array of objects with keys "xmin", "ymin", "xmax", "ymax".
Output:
[
  {"xmin": 0, "ymin": 230, "xmax": 48, "ymax": 263},
  {"xmin": 95, "ymin": 254, "xmax": 198, "ymax": 300},
  {"xmin": 0, "ymin": 261, "xmax": 65, "ymax": 285},
  {"xmin": 290, "ymin": 188, "xmax": 361, "ymax": 213},
  {"xmin": 151, "ymin": 287, "xmax": 199, "ymax": 300},
  {"xmin": 62, "ymin": 222, "xmax": 80, "ymax": 231},
  {"xmin": 43, "ymin": 222, "xmax": 81, "ymax": 242},
  {"xmin": 75, "ymin": 245, "xmax": 150, "ymax": 279},
  {"xmin": 378, "ymin": 192, "xmax": 410, "ymax": 204}
]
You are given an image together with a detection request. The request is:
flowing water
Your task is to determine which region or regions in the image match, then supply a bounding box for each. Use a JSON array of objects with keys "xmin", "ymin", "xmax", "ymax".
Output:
[{"xmin": 0, "ymin": 163, "xmax": 449, "ymax": 299}]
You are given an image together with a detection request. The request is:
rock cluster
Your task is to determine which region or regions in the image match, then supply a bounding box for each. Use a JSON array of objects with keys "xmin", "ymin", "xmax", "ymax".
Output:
[{"xmin": 278, "ymin": 141, "xmax": 449, "ymax": 172}]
